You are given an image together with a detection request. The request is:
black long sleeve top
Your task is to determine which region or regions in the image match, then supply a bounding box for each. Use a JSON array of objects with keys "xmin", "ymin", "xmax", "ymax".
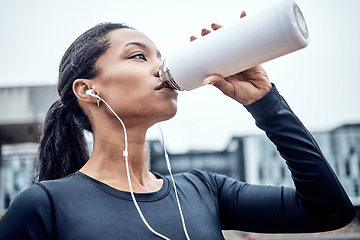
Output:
[{"xmin": 0, "ymin": 85, "xmax": 355, "ymax": 240}]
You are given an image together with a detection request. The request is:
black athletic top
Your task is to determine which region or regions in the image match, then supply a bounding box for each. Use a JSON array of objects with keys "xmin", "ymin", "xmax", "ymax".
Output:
[{"xmin": 0, "ymin": 85, "xmax": 355, "ymax": 240}]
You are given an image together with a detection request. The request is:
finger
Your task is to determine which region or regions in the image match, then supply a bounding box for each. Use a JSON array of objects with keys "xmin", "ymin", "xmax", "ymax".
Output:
[
  {"xmin": 211, "ymin": 23, "xmax": 223, "ymax": 30},
  {"xmin": 190, "ymin": 35, "xmax": 197, "ymax": 42},
  {"xmin": 201, "ymin": 28, "xmax": 211, "ymax": 36},
  {"xmin": 203, "ymin": 75, "xmax": 235, "ymax": 98},
  {"xmin": 203, "ymin": 75, "xmax": 223, "ymax": 85},
  {"xmin": 240, "ymin": 11, "xmax": 247, "ymax": 18}
]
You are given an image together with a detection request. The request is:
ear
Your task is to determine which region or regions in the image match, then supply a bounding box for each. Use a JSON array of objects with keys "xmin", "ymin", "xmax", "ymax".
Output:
[{"xmin": 73, "ymin": 79, "xmax": 97, "ymax": 104}]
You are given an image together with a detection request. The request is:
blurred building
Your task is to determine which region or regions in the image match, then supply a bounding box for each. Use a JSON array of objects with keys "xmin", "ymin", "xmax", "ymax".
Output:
[
  {"xmin": 149, "ymin": 138, "xmax": 245, "ymax": 181},
  {"xmin": 0, "ymin": 85, "xmax": 360, "ymax": 213},
  {"xmin": 0, "ymin": 85, "xmax": 58, "ymax": 210},
  {"xmin": 0, "ymin": 143, "xmax": 37, "ymax": 209}
]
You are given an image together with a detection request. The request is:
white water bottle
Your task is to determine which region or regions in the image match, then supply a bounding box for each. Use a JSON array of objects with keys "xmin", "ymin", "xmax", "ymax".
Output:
[{"xmin": 159, "ymin": 0, "xmax": 309, "ymax": 91}]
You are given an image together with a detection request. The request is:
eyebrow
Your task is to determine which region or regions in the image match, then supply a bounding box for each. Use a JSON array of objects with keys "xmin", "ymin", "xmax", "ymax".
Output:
[
  {"xmin": 123, "ymin": 42, "xmax": 146, "ymax": 49},
  {"xmin": 123, "ymin": 41, "xmax": 162, "ymax": 59}
]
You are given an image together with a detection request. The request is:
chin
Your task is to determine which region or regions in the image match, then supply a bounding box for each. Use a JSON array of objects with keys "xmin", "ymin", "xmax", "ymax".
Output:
[
  {"xmin": 163, "ymin": 106, "xmax": 178, "ymax": 121},
  {"xmin": 156, "ymin": 104, "xmax": 177, "ymax": 123}
]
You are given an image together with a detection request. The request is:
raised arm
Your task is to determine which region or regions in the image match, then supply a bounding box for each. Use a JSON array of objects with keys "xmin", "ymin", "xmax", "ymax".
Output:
[{"xmin": 214, "ymin": 85, "xmax": 355, "ymax": 233}]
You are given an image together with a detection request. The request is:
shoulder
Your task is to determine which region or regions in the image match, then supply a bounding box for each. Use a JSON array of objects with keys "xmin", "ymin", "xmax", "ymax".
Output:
[
  {"xmin": 173, "ymin": 170, "xmax": 240, "ymax": 193},
  {"xmin": 173, "ymin": 169, "xmax": 216, "ymax": 184},
  {"xmin": 0, "ymin": 184, "xmax": 52, "ymax": 239},
  {"xmin": 33, "ymin": 173, "xmax": 91, "ymax": 205},
  {"xmin": 4, "ymin": 174, "xmax": 78, "ymax": 220},
  {"xmin": 9, "ymin": 183, "xmax": 50, "ymax": 211},
  {"xmin": 38, "ymin": 173, "xmax": 77, "ymax": 191}
]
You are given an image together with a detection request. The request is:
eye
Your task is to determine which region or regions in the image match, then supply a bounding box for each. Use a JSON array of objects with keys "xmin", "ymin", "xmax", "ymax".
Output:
[{"xmin": 130, "ymin": 53, "xmax": 147, "ymax": 61}]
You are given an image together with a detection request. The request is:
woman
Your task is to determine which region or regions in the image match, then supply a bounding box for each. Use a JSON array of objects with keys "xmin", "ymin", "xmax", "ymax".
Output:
[{"xmin": 0, "ymin": 16, "xmax": 355, "ymax": 239}]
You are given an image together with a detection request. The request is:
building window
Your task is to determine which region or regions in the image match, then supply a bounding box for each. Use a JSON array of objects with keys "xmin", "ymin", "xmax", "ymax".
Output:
[{"xmin": 345, "ymin": 160, "xmax": 351, "ymax": 177}]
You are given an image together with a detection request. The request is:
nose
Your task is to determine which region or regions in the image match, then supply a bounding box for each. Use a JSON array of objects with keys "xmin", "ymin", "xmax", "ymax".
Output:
[{"xmin": 154, "ymin": 64, "xmax": 160, "ymax": 78}]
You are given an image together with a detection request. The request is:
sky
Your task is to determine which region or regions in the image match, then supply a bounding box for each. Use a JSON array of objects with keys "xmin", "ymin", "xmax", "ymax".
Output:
[{"xmin": 0, "ymin": 0, "xmax": 359, "ymax": 153}]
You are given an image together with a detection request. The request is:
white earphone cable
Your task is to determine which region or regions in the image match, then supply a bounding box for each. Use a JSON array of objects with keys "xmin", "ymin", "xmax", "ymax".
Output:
[{"xmin": 158, "ymin": 124, "xmax": 191, "ymax": 240}]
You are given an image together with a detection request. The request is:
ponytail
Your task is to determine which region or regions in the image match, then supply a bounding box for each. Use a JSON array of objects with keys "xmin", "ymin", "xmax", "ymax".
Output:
[
  {"xmin": 36, "ymin": 23, "xmax": 131, "ymax": 181},
  {"xmin": 37, "ymin": 100, "xmax": 89, "ymax": 181}
]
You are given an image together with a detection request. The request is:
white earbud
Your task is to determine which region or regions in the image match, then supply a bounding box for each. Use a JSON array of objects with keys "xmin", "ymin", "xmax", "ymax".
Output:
[{"xmin": 85, "ymin": 89, "xmax": 101, "ymax": 99}]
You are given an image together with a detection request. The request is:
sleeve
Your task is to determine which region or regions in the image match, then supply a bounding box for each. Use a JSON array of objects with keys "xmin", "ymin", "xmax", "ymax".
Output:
[
  {"xmin": 215, "ymin": 84, "xmax": 355, "ymax": 233},
  {"xmin": 0, "ymin": 183, "xmax": 54, "ymax": 240}
]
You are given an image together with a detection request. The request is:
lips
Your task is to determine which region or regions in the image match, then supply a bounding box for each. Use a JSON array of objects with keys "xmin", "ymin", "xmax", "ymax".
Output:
[{"xmin": 155, "ymin": 81, "xmax": 172, "ymax": 90}]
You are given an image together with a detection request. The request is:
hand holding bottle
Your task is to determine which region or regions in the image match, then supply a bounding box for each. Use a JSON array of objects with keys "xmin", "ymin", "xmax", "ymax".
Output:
[{"xmin": 192, "ymin": 12, "xmax": 272, "ymax": 106}]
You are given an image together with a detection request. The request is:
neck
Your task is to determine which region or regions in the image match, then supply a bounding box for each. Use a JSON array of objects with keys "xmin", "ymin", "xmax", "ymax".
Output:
[{"xmin": 80, "ymin": 123, "xmax": 162, "ymax": 193}]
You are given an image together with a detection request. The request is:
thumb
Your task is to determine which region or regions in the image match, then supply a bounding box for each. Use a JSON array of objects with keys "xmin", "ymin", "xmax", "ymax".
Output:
[{"xmin": 203, "ymin": 75, "xmax": 235, "ymax": 97}]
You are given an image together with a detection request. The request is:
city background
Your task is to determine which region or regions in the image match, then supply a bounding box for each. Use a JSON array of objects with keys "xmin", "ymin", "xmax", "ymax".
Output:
[{"xmin": 1, "ymin": 0, "xmax": 360, "ymax": 239}]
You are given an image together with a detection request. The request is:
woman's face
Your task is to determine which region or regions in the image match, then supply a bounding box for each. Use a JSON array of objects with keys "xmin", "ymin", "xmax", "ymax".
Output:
[{"xmin": 92, "ymin": 28, "xmax": 178, "ymax": 127}]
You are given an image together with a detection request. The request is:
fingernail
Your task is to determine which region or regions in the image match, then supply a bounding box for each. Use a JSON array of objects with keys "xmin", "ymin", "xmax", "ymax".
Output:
[{"xmin": 203, "ymin": 79, "xmax": 214, "ymax": 85}]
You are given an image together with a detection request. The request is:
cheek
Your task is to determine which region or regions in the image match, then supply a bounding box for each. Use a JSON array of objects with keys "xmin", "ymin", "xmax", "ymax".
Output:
[
  {"xmin": 100, "ymin": 64, "xmax": 148, "ymax": 88},
  {"xmin": 109, "ymin": 88, "xmax": 154, "ymax": 115},
  {"xmin": 99, "ymin": 74, "xmax": 152, "ymax": 106}
]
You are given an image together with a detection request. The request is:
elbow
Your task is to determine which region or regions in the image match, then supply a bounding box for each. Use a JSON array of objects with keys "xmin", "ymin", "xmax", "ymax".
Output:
[
  {"xmin": 332, "ymin": 195, "xmax": 357, "ymax": 230},
  {"xmin": 336, "ymin": 204, "xmax": 356, "ymax": 229},
  {"xmin": 315, "ymin": 203, "xmax": 356, "ymax": 232},
  {"xmin": 331, "ymin": 207, "xmax": 355, "ymax": 231},
  {"xmin": 303, "ymin": 197, "xmax": 356, "ymax": 233}
]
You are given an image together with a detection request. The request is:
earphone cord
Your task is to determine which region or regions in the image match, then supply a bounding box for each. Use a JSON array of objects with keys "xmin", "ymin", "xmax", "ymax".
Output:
[
  {"xmin": 97, "ymin": 95, "xmax": 190, "ymax": 240},
  {"xmin": 158, "ymin": 124, "xmax": 191, "ymax": 240}
]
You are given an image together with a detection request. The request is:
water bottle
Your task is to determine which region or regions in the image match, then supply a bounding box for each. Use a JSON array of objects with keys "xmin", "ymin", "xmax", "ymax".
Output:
[{"xmin": 159, "ymin": 0, "xmax": 309, "ymax": 91}]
